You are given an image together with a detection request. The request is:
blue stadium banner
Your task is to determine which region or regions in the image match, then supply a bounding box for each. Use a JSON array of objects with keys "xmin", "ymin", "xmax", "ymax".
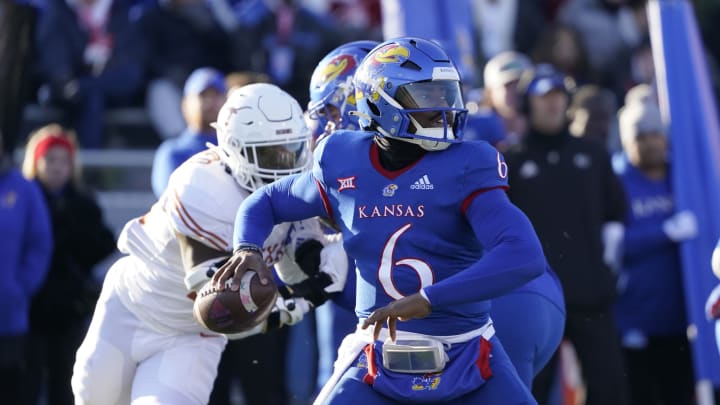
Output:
[
  {"xmin": 380, "ymin": 0, "xmax": 479, "ymax": 86},
  {"xmin": 648, "ymin": 0, "xmax": 720, "ymax": 394}
]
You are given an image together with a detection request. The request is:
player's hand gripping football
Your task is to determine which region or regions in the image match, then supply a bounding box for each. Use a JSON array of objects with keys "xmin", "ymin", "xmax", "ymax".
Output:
[
  {"xmin": 212, "ymin": 247, "xmax": 272, "ymax": 292},
  {"xmin": 361, "ymin": 293, "xmax": 432, "ymax": 342}
]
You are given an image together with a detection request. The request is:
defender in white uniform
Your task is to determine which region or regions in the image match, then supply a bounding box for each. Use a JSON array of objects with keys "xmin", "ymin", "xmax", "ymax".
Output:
[{"xmin": 71, "ymin": 84, "xmax": 346, "ymax": 405}]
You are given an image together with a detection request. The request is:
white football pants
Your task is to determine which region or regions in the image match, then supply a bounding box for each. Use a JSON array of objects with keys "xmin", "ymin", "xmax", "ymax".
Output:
[{"xmin": 72, "ymin": 257, "xmax": 227, "ymax": 404}]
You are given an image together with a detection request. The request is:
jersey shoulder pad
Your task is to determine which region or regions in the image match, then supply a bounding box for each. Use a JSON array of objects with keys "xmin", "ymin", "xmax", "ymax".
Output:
[
  {"xmin": 454, "ymin": 141, "xmax": 509, "ymax": 192},
  {"xmin": 165, "ymin": 149, "xmax": 248, "ymax": 251},
  {"xmin": 312, "ymin": 130, "xmax": 372, "ymax": 187}
]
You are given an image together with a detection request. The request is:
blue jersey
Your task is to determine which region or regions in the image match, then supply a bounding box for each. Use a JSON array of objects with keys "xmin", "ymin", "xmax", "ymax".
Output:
[
  {"xmin": 613, "ymin": 163, "xmax": 687, "ymax": 336},
  {"xmin": 313, "ymin": 133, "xmax": 511, "ymax": 334},
  {"xmin": 234, "ymin": 131, "xmax": 545, "ymax": 337}
]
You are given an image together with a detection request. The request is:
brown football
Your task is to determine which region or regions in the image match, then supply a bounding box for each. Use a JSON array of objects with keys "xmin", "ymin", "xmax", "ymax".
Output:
[{"xmin": 193, "ymin": 271, "xmax": 278, "ymax": 334}]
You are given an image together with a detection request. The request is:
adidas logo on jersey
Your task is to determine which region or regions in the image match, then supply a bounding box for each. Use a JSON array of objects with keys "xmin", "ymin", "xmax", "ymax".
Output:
[{"xmin": 410, "ymin": 175, "xmax": 434, "ymax": 190}]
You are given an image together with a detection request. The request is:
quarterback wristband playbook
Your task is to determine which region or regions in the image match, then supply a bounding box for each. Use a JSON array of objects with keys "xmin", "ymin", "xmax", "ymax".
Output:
[{"xmin": 382, "ymin": 337, "xmax": 448, "ymax": 373}]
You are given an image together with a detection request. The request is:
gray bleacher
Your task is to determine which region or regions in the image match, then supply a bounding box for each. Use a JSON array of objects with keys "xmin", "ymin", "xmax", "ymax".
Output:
[
  {"xmin": 21, "ymin": 103, "xmax": 162, "ymax": 148},
  {"xmin": 20, "ymin": 102, "xmax": 162, "ymax": 229}
]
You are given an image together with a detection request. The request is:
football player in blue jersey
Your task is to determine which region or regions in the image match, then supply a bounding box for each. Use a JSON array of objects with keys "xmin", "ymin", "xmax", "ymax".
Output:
[
  {"xmin": 307, "ymin": 40, "xmax": 380, "ymax": 146},
  {"xmin": 214, "ymin": 37, "xmax": 545, "ymax": 404}
]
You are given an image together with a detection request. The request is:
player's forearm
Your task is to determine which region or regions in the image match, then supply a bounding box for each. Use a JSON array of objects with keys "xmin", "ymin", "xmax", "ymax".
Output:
[
  {"xmin": 233, "ymin": 187, "xmax": 278, "ymax": 248},
  {"xmin": 424, "ymin": 191, "xmax": 545, "ymax": 308},
  {"xmin": 233, "ymin": 173, "xmax": 326, "ymax": 248},
  {"xmin": 424, "ymin": 238, "xmax": 545, "ymax": 308}
]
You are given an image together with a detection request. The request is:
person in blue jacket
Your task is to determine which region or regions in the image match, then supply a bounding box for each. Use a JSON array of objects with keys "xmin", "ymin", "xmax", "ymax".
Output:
[
  {"xmin": 614, "ymin": 100, "xmax": 696, "ymax": 405},
  {"xmin": 0, "ymin": 130, "xmax": 53, "ymax": 403},
  {"xmin": 151, "ymin": 67, "xmax": 226, "ymax": 197},
  {"xmin": 214, "ymin": 37, "xmax": 545, "ymax": 405}
]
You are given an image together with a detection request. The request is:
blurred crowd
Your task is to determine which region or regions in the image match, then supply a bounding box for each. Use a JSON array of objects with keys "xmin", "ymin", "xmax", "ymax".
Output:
[
  {"xmin": 1, "ymin": 0, "xmax": 720, "ymax": 404},
  {"xmin": 1, "ymin": 0, "xmax": 719, "ymax": 151}
]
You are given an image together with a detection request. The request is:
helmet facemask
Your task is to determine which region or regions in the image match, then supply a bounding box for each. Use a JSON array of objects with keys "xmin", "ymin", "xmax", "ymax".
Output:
[
  {"xmin": 353, "ymin": 38, "xmax": 469, "ymax": 151},
  {"xmin": 224, "ymin": 138, "xmax": 311, "ymax": 192},
  {"xmin": 214, "ymin": 83, "xmax": 311, "ymax": 192},
  {"xmin": 375, "ymin": 80, "xmax": 467, "ymax": 151}
]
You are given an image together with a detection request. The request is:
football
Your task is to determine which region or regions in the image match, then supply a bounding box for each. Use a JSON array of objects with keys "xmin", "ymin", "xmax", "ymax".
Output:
[{"xmin": 193, "ymin": 271, "xmax": 278, "ymax": 334}]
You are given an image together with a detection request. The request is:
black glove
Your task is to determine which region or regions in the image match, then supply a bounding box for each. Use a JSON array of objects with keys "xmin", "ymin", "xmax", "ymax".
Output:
[
  {"xmin": 294, "ymin": 239, "xmax": 324, "ymax": 276},
  {"xmin": 278, "ymin": 239, "xmax": 336, "ymax": 306}
]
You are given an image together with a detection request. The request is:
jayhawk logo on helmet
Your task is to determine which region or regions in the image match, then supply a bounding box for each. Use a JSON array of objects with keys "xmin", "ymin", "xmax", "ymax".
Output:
[
  {"xmin": 371, "ymin": 44, "xmax": 409, "ymax": 64},
  {"xmin": 311, "ymin": 54, "xmax": 357, "ymax": 92},
  {"xmin": 355, "ymin": 76, "xmax": 385, "ymax": 103}
]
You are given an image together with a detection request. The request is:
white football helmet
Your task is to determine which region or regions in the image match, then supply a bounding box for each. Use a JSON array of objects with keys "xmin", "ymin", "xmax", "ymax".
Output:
[{"xmin": 214, "ymin": 83, "xmax": 311, "ymax": 191}]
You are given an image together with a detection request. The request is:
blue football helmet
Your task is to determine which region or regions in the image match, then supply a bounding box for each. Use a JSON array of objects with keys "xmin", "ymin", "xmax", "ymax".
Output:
[
  {"xmin": 307, "ymin": 40, "xmax": 379, "ymax": 140},
  {"xmin": 353, "ymin": 37, "xmax": 468, "ymax": 151}
]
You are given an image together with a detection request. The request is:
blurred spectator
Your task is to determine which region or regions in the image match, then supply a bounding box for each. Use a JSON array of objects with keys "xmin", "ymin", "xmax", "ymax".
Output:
[
  {"xmin": 0, "ymin": 0, "xmax": 39, "ymax": 154},
  {"xmin": 698, "ymin": 0, "xmax": 720, "ymax": 72},
  {"xmin": 504, "ymin": 64, "xmax": 630, "ymax": 405},
  {"xmin": 465, "ymin": 51, "xmax": 532, "ymax": 150},
  {"xmin": 567, "ymin": 84, "xmax": 619, "ymax": 151},
  {"xmin": 544, "ymin": 0, "xmax": 569, "ymax": 20},
  {"xmin": 613, "ymin": 101, "xmax": 696, "ymax": 405},
  {"xmin": 623, "ymin": 82, "xmax": 656, "ymax": 106},
  {"xmin": 140, "ymin": 0, "xmax": 233, "ymax": 139},
  {"xmin": 0, "ymin": 129, "xmax": 53, "ymax": 404},
  {"xmin": 21, "ymin": 124, "xmax": 116, "ymax": 405},
  {"xmin": 531, "ymin": 23, "xmax": 593, "ymax": 85},
  {"xmin": 470, "ymin": 0, "xmax": 547, "ymax": 63},
  {"xmin": 558, "ymin": 0, "xmax": 644, "ymax": 95},
  {"xmin": 225, "ymin": 70, "xmax": 271, "ymax": 95},
  {"xmin": 35, "ymin": 0, "xmax": 146, "ymax": 148},
  {"xmin": 232, "ymin": 0, "xmax": 345, "ymax": 106},
  {"xmin": 150, "ymin": 67, "xmax": 226, "ymax": 197},
  {"xmin": 326, "ymin": 0, "xmax": 382, "ymax": 40},
  {"xmin": 625, "ymin": 37, "xmax": 655, "ymax": 90}
]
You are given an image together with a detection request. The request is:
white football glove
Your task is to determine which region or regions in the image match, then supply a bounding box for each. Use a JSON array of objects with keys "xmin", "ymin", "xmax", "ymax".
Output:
[
  {"xmin": 319, "ymin": 240, "xmax": 349, "ymax": 295},
  {"xmin": 662, "ymin": 210, "xmax": 698, "ymax": 242},
  {"xmin": 224, "ymin": 296, "xmax": 312, "ymax": 339},
  {"xmin": 275, "ymin": 296, "xmax": 311, "ymax": 326}
]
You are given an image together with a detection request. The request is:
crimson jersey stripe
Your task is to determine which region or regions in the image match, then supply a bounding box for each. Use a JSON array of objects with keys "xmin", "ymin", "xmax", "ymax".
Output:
[
  {"xmin": 460, "ymin": 186, "xmax": 510, "ymax": 214},
  {"xmin": 172, "ymin": 191, "xmax": 227, "ymax": 250},
  {"xmin": 315, "ymin": 178, "xmax": 335, "ymax": 224}
]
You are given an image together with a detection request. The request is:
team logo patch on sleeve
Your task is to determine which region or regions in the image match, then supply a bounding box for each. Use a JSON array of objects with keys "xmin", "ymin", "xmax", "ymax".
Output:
[{"xmin": 337, "ymin": 176, "xmax": 356, "ymax": 191}]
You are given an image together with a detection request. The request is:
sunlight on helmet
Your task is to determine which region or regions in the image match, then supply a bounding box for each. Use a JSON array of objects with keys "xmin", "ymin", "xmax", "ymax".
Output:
[
  {"xmin": 307, "ymin": 40, "xmax": 379, "ymax": 141},
  {"xmin": 353, "ymin": 38, "xmax": 468, "ymax": 151},
  {"xmin": 213, "ymin": 83, "xmax": 311, "ymax": 191}
]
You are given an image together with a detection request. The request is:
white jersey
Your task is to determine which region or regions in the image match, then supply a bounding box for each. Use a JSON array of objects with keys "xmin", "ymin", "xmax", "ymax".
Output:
[{"xmin": 113, "ymin": 147, "xmax": 305, "ymax": 334}]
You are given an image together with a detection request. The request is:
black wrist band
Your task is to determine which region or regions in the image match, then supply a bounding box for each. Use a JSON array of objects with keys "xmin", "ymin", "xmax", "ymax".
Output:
[{"xmin": 234, "ymin": 243, "xmax": 263, "ymax": 255}]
